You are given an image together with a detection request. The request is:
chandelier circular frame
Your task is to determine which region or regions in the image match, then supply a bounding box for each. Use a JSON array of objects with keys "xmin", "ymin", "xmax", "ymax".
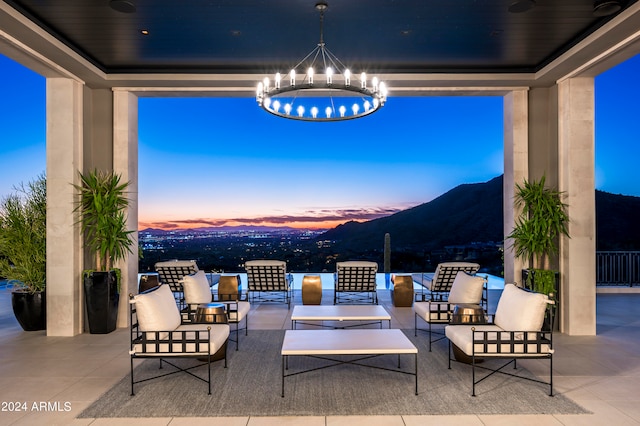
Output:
[{"xmin": 256, "ymin": 1, "xmax": 387, "ymax": 122}]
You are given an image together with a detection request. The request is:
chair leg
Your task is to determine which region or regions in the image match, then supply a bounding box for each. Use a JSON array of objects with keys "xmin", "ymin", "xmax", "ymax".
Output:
[
  {"xmin": 235, "ymin": 321, "xmax": 239, "ymax": 351},
  {"xmin": 130, "ymin": 356, "xmax": 135, "ymax": 396},
  {"xmin": 549, "ymin": 354, "xmax": 554, "ymax": 396},
  {"xmin": 472, "ymin": 355, "xmax": 476, "ymax": 397},
  {"xmin": 208, "ymin": 354, "xmax": 212, "ymax": 395}
]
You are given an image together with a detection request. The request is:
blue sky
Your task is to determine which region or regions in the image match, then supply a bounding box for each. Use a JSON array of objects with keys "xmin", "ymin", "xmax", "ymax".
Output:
[{"xmin": 1, "ymin": 53, "xmax": 639, "ymax": 229}]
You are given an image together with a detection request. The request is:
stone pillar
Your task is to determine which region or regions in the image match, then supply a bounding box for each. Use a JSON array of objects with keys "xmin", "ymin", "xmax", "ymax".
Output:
[
  {"xmin": 46, "ymin": 78, "xmax": 84, "ymax": 336},
  {"xmin": 558, "ymin": 77, "xmax": 596, "ymax": 335},
  {"xmin": 503, "ymin": 90, "xmax": 528, "ymax": 284},
  {"xmin": 113, "ymin": 90, "xmax": 139, "ymax": 328}
]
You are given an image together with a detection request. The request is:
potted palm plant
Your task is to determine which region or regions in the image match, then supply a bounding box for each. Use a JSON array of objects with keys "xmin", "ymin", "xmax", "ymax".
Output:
[
  {"xmin": 0, "ymin": 174, "xmax": 47, "ymax": 331},
  {"xmin": 507, "ymin": 175, "xmax": 570, "ymax": 299},
  {"xmin": 74, "ymin": 169, "xmax": 135, "ymax": 334}
]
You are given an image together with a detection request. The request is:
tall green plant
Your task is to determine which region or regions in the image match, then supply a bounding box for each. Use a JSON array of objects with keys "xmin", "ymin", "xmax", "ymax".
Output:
[
  {"xmin": 507, "ymin": 175, "xmax": 570, "ymax": 270},
  {"xmin": 0, "ymin": 174, "xmax": 47, "ymax": 293},
  {"xmin": 73, "ymin": 170, "xmax": 135, "ymax": 271}
]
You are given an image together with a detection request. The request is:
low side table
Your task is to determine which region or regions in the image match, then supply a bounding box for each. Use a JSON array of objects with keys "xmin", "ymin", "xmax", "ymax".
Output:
[
  {"xmin": 195, "ymin": 303, "xmax": 228, "ymax": 324},
  {"xmin": 302, "ymin": 275, "xmax": 322, "ymax": 305},
  {"xmin": 194, "ymin": 303, "xmax": 228, "ymax": 361},
  {"xmin": 450, "ymin": 303, "xmax": 487, "ymax": 363}
]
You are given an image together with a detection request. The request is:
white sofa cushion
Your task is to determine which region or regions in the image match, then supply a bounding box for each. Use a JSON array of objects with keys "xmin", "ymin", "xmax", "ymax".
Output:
[
  {"xmin": 226, "ymin": 301, "xmax": 251, "ymax": 322},
  {"xmin": 494, "ymin": 283, "xmax": 549, "ymax": 331},
  {"xmin": 414, "ymin": 301, "xmax": 452, "ymax": 322},
  {"xmin": 132, "ymin": 284, "xmax": 181, "ymax": 332},
  {"xmin": 445, "ymin": 324, "xmax": 552, "ymax": 357},
  {"xmin": 133, "ymin": 323, "xmax": 230, "ymax": 355},
  {"xmin": 448, "ymin": 272, "xmax": 484, "ymax": 304},
  {"xmin": 245, "ymin": 259, "xmax": 286, "ymax": 269},
  {"xmin": 182, "ymin": 270, "xmax": 212, "ymax": 304}
]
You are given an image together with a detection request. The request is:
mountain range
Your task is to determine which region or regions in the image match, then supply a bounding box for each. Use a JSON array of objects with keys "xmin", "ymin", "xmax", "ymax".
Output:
[{"xmin": 318, "ymin": 175, "xmax": 640, "ymax": 251}]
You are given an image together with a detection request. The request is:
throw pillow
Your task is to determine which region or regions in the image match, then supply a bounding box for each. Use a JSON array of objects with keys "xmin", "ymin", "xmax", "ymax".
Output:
[
  {"xmin": 132, "ymin": 284, "xmax": 181, "ymax": 331},
  {"xmin": 494, "ymin": 283, "xmax": 549, "ymax": 331},
  {"xmin": 182, "ymin": 270, "xmax": 213, "ymax": 304},
  {"xmin": 448, "ymin": 272, "xmax": 484, "ymax": 304}
]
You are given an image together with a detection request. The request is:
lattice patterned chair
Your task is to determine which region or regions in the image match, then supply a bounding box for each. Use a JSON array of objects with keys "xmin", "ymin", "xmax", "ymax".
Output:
[
  {"xmin": 414, "ymin": 271, "xmax": 487, "ymax": 351},
  {"xmin": 182, "ymin": 271, "xmax": 250, "ymax": 350},
  {"xmin": 445, "ymin": 283, "xmax": 555, "ymax": 396},
  {"xmin": 154, "ymin": 259, "xmax": 199, "ymax": 309},
  {"xmin": 129, "ymin": 284, "xmax": 229, "ymax": 395},
  {"xmin": 414, "ymin": 262, "xmax": 480, "ymax": 301},
  {"xmin": 244, "ymin": 260, "xmax": 294, "ymax": 308},
  {"xmin": 333, "ymin": 261, "xmax": 378, "ymax": 304}
]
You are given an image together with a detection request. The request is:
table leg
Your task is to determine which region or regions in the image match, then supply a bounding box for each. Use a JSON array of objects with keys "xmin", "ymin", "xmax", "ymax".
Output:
[
  {"xmin": 415, "ymin": 353, "xmax": 418, "ymax": 395},
  {"xmin": 281, "ymin": 356, "xmax": 285, "ymax": 397}
]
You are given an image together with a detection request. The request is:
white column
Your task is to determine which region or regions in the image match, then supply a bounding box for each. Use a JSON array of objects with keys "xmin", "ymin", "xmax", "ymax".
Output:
[
  {"xmin": 558, "ymin": 77, "xmax": 596, "ymax": 335},
  {"xmin": 46, "ymin": 78, "xmax": 84, "ymax": 336},
  {"xmin": 503, "ymin": 90, "xmax": 529, "ymax": 284},
  {"xmin": 113, "ymin": 90, "xmax": 139, "ymax": 328}
]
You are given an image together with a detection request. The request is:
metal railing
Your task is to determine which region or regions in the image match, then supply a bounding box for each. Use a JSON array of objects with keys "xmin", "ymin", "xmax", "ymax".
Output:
[{"xmin": 596, "ymin": 251, "xmax": 640, "ymax": 287}]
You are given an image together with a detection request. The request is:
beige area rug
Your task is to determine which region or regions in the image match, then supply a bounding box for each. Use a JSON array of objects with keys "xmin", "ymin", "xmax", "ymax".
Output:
[{"xmin": 79, "ymin": 329, "xmax": 588, "ymax": 417}]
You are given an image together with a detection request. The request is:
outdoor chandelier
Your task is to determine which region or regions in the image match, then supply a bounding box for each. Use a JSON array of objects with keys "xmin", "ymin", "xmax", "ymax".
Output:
[{"xmin": 256, "ymin": 1, "xmax": 388, "ymax": 122}]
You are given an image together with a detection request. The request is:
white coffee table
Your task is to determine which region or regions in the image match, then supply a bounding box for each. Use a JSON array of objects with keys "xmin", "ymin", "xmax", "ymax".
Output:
[
  {"xmin": 281, "ymin": 329, "xmax": 418, "ymax": 396},
  {"xmin": 290, "ymin": 305, "xmax": 391, "ymax": 329}
]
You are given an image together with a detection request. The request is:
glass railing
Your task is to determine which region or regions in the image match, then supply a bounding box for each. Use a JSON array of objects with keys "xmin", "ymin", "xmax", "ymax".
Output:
[{"xmin": 138, "ymin": 272, "xmax": 505, "ymax": 290}]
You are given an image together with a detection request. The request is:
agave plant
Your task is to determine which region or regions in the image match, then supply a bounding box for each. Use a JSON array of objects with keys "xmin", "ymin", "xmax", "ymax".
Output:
[
  {"xmin": 0, "ymin": 174, "xmax": 47, "ymax": 293},
  {"xmin": 73, "ymin": 170, "xmax": 135, "ymax": 271}
]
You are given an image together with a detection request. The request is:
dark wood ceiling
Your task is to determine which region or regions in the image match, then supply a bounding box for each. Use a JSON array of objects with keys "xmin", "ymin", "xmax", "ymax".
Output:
[{"xmin": 4, "ymin": 0, "xmax": 636, "ymax": 74}]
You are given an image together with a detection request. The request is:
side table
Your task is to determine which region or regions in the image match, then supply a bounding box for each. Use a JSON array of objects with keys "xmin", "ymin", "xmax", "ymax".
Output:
[
  {"xmin": 195, "ymin": 302, "xmax": 228, "ymax": 324},
  {"xmin": 450, "ymin": 303, "xmax": 487, "ymax": 363},
  {"xmin": 194, "ymin": 303, "xmax": 228, "ymax": 361},
  {"xmin": 302, "ymin": 275, "xmax": 322, "ymax": 305}
]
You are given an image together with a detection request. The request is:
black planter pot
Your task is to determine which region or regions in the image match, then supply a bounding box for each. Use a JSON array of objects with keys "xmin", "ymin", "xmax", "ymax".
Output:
[
  {"xmin": 84, "ymin": 271, "xmax": 119, "ymax": 334},
  {"xmin": 12, "ymin": 290, "xmax": 46, "ymax": 331}
]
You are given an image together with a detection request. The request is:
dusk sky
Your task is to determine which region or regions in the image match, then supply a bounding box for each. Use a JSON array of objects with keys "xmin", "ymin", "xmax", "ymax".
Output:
[{"xmin": 1, "ymin": 53, "xmax": 639, "ymax": 230}]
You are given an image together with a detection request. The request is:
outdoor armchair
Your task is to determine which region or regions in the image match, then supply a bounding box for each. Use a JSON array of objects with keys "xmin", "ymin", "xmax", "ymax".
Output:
[
  {"xmin": 154, "ymin": 259, "xmax": 199, "ymax": 309},
  {"xmin": 129, "ymin": 284, "xmax": 229, "ymax": 395},
  {"xmin": 182, "ymin": 271, "xmax": 250, "ymax": 350},
  {"xmin": 445, "ymin": 283, "xmax": 555, "ymax": 396},
  {"xmin": 244, "ymin": 259, "xmax": 294, "ymax": 308},
  {"xmin": 414, "ymin": 261, "xmax": 480, "ymax": 302},
  {"xmin": 414, "ymin": 271, "xmax": 487, "ymax": 351},
  {"xmin": 333, "ymin": 261, "xmax": 378, "ymax": 304}
]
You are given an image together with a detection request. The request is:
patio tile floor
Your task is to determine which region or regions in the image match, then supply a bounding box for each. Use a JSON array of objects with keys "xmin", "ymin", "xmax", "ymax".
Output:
[{"xmin": 1, "ymin": 286, "xmax": 639, "ymax": 425}]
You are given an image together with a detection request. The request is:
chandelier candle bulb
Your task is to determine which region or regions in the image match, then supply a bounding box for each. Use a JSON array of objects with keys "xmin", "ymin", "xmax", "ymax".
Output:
[
  {"xmin": 344, "ymin": 69, "xmax": 351, "ymax": 86},
  {"xmin": 325, "ymin": 107, "xmax": 332, "ymax": 118},
  {"xmin": 307, "ymin": 67, "xmax": 314, "ymax": 84},
  {"xmin": 326, "ymin": 67, "xmax": 333, "ymax": 84},
  {"xmin": 361, "ymin": 73, "xmax": 366, "ymax": 89},
  {"xmin": 290, "ymin": 70, "xmax": 296, "ymax": 86},
  {"xmin": 256, "ymin": 82, "xmax": 264, "ymax": 104},
  {"xmin": 275, "ymin": 73, "xmax": 281, "ymax": 89}
]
